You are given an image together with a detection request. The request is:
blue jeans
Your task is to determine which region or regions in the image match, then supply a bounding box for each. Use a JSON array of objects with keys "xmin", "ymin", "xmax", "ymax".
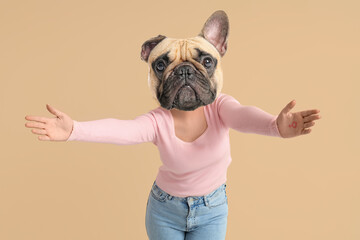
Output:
[{"xmin": 145, "ymin": 181, "xmax": 228, "ymax": 240}]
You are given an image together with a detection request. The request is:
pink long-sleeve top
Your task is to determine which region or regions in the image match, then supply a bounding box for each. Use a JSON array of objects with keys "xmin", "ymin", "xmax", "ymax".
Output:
[{"xmin": 67, "ymin": 93, "xmax": 282, "ymax": 197}]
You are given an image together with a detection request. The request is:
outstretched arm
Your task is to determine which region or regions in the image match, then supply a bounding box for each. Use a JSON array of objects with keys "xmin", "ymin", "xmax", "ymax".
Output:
[
  {"xmin": 218, "ymin": 94, "xmax": 281, "ymax": 137},
  {"xmin": 25, "ymin": 105, "xmax": 157, "ymax": 145},
  {"xmin": 218, "ymin": 95, "xmax": 320, "ymax": 138}
]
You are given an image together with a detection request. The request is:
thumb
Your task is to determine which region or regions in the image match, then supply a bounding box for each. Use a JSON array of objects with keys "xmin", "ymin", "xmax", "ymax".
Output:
[
  {"xmin": 46, "ymin": 104, "xmax": 63, "ymax": 118},
  {"xmin": 282, "ymin": 100, "xmax": 296, "ymax": 114}
]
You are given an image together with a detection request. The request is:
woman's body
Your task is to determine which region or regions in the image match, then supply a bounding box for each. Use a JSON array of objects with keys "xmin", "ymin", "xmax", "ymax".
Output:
[{"xmin": 25, "ymin": 93, "xmax": 320, "ymax": 239}]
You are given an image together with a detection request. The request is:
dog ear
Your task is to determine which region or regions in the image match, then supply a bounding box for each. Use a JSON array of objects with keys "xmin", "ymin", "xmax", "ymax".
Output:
[
  {"xmin": 140, "ymin": 35, "xmax": 167, "ymax": 62},
  {"xmin": 199, "ymin": 10, "xmax": 229, "ymax": 57}
]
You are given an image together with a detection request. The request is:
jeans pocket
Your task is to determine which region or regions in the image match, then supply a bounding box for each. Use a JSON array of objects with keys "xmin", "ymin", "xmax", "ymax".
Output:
[{"xmin": 206, "ymin": 186, "xmax": 227, "ymax": 208}]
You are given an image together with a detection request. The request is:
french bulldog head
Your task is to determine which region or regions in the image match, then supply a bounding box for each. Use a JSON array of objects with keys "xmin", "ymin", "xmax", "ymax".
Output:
[{"xmin": 141, "ymin": 10, "xmax": 229, "ymax": 111}]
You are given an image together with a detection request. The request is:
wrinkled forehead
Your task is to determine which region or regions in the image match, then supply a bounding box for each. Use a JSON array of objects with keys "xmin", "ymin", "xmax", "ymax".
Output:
[{"xmin": 148, "ymin": 36, "xmax": 220, "ymax": 63}]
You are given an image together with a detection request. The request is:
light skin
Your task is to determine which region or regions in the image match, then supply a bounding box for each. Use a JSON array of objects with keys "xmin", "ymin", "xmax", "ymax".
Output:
[
  {"xmin": 24, "ymin": 100, "xmax": 321, "ymax": 141},
  {"xmin": 170, "ymin": 106, "xmax": 206, "ymax": 124}
]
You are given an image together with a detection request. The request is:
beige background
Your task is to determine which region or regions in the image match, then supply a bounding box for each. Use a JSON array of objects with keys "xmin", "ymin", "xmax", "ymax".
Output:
[{"xmin": 1, "ymin": 0, "xmax": 359, "ymax": 239}]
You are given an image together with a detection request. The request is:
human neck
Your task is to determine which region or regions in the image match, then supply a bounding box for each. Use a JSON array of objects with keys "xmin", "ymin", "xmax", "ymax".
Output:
[{"xmin": 170, "ymin": 106, "xmax": 205, "ymax": 122}]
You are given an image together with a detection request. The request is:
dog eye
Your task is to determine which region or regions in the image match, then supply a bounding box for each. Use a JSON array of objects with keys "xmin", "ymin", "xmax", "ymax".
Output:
[
  {"xmin": 156, "ymin": 61, "xmax": 166, "ymax": 72},
  {"xmin": 203, "ymin": 57, "xmax": 213, "ymax": 68}
]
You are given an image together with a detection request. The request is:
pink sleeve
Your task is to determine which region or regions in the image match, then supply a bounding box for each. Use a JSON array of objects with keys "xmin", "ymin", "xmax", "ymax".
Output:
[
  {"xmin": 217, "ymin": 94, "xmax": 282, "ymax": 137},
  {"xmin": 66, "ymin": 112, "xmax": 158, "ymax": 145}
]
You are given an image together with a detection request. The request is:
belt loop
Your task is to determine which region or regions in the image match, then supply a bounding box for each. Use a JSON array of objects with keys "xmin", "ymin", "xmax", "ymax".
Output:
[{"xmin": 204, "ymin": 195, "xmax": 209, "ymax": 206}]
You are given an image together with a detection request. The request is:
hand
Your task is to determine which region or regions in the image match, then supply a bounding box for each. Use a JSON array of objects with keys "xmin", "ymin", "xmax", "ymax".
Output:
[
  {"xmin": 276, "ymin": 100, "xmax": 321, "ymax": 138},
  {"xmin": 25, "ymin": 104, "xmax": 74, "ymax": 141}
]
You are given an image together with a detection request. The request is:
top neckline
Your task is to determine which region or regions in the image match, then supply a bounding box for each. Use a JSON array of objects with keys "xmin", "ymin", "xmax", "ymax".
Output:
[{"xmin": 167, "ymin": 105, "xmax": 210, "ymax": 144}]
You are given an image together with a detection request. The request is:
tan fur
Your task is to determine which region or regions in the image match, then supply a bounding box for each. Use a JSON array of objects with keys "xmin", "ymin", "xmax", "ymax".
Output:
[{"xmin": 146, "ymin": 36, "xmax": 223, "ymax": 102}]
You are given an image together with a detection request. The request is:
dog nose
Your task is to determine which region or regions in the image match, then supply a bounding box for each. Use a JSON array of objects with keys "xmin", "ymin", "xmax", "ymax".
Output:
[{"xmin": 175, "ymin": 65, "xmax": 194, "ymax": 78}]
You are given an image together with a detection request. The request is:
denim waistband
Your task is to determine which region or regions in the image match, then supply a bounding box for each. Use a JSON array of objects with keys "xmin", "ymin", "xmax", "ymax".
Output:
[{"xmin": 151, "ymin": 181, "xmax": 227, "ymax": 206}]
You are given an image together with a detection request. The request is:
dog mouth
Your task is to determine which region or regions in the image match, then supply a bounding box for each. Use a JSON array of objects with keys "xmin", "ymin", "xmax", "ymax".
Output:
[{"xmin": 172, "ymin": 84, "xmax": 200, "ymax": 109}]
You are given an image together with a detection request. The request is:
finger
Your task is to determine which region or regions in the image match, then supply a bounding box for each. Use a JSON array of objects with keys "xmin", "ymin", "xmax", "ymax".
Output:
[
  {"xmin": 303, "ymin": 121, "xmax": 315, "ymax": 128},
  {"xmin": 301, "ymin": 128, "xmax": 312, "ymax": 135},
  {"xmin": 303, "ymin": 114, "xmax": 321, "ymax": 123},
  {"xmin": 301, "ymin": 109, "xmax": 320, "ymax": 117},
  {"xmin": 25, "ymin": 115, "xmax": 48, "ymax": 123},
  {"xmin": 46, "ymin": 104, "xmax": 63, "ymax": 118},
  {"xmin": 31, "ymin": 128, "xmax": 47, "ymax": 135},
  {"xmin": 282, "ymin": 100, "xmax": 296, "ymax": 114},
  {"xmin": 38, "ymin": 135, "xmax": 51, "ymax": 141},
  {"xmin": 25, "ymin": 121, "xmax": 46, "ymax": 129}
]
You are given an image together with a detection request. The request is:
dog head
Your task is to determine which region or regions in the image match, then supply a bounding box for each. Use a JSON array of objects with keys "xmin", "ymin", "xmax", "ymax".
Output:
[{"xmin": 141, "ymin": 10, "xmax": 229, "ymax": 111}]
